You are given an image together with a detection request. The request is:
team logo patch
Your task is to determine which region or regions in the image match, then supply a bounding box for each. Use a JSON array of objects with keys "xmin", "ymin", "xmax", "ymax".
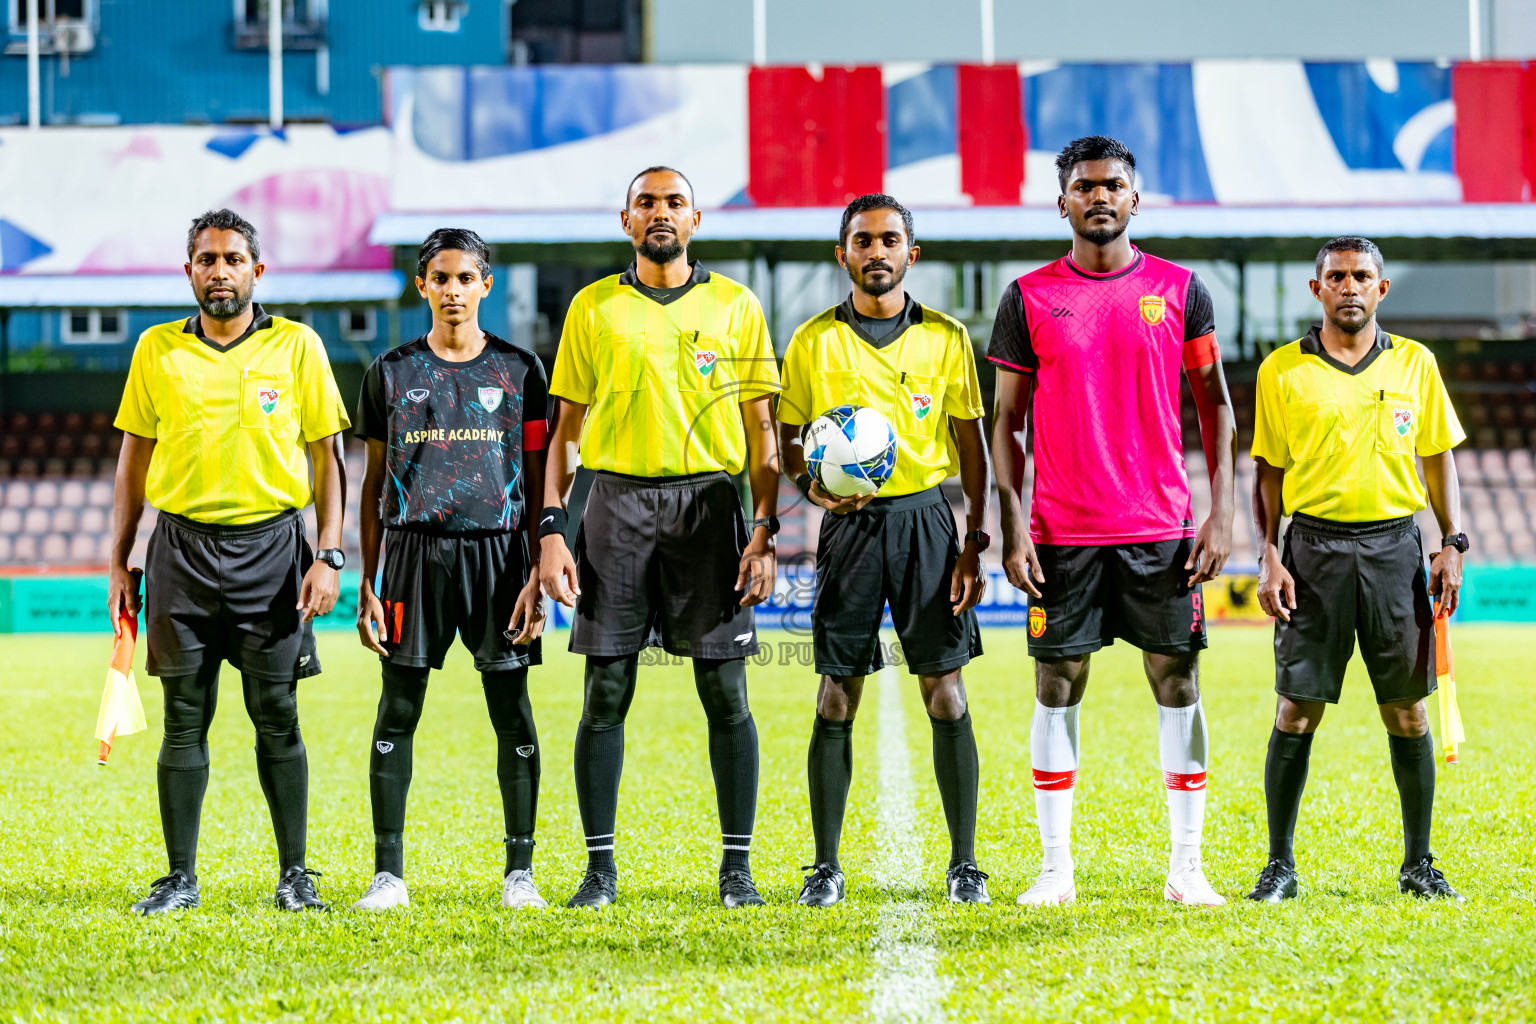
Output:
[
  {"xmin": 911, "ymin": 393, "xmax": 933, "ymax": 419},
  {"xmin": 258, "ymin": 388, "xmax": 279, "ymax": 415},
  {"xmin": 375, "ymin": 741, "xmax": 394, "ymax": 755},
  {"xmin": 1029, "ymin": 606, "xmax": 1047, "ymax": 638},
  {"xmin": 695, "ymin": 350, "xmax": 717, "ymax": 377},
  {"xmin": 406, "ymin": 388, "xmax": 429, "ymax": 403},
  {"xmin": 479, "ymin": 386, "xmax": 504, "ymax": 413},
  {"xmin": 516, "ymin": 745, "xmax": 535, "ymax": 758},
  {"xmin": 1393, "ymin": 408, "xmax": 1414, "ymax": 436},
  {"xmin": 1139, "ymin": 295, "xmax": 1166, "ymax": 326}
]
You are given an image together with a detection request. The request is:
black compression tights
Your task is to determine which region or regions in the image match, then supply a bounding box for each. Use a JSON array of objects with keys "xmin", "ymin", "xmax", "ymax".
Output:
[
  {"xmin": 157, "ymin": 662, "xmax": 308, "ymax": 878},
  {"xmin": 574, "ymin": 654, "xmax": 758, "ymax": 877},
  {"xmin": 369, "ymin": 662, "xmax": 540, "ymax": 876}
]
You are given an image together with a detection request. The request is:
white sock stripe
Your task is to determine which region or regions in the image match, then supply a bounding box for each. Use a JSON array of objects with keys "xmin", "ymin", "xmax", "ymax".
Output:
[
  {"xmin": 721, "ymin": 833, "xmax": 752, "ymax": 838},
  {"xmin": 585, "ymin": 844, "xmax": 615, "ymax": 851},
  {"xmin": 584, "ymin": 834, "xmax": 615, "ymax": 840},
  {"xmin": 722, "ymin": 844, "xmax": 751, "ymax": 851}
]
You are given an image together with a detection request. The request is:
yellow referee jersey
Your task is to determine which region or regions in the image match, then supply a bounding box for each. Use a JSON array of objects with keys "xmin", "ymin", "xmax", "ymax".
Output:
[
  {"xmin": 780, "ymin": 296, "xmax": 984, "ymax": 496},
  {"xmin": 1251, "ymin": 326, "xmax": 1464, "ymax": 521},
  {"xmin": 114, "ymin": 303, "xmax": 352, "ymax": 525},
  {"xmin": 550, "ymin": 262, "xmax": 779, "ymax": 477}
]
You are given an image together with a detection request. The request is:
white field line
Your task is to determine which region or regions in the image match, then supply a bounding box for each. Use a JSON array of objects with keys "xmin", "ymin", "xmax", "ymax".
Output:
[{"xmin": 870, "ymin": 663, "xmax": 949, "ymax": 1024}]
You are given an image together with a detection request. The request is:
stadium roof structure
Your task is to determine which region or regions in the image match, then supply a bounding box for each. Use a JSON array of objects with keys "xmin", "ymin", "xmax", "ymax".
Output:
[
  {"xmin": 0, "ymin": 271, "xmax": 407, "ymax": 309},
  {"xmin": 370, "ymin": 206, "xmax": 1536, "ymax": 265}
]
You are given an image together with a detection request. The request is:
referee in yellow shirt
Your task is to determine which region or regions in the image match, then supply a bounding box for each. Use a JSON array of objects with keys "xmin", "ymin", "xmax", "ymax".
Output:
[
  {"xmin": 779, "ymin": 195, "xmax": 991, "ymax": 907},
  {"xmin": 1248, "ymin": 236, "xmax": 1467, "ymax": 904},
  {"xmin": 108, "ymin": 209, "xmax": 352, "ymax": 915},
  {"xmin": 539, "ymin": 167, "xmax": 781, "ymax": 909}
]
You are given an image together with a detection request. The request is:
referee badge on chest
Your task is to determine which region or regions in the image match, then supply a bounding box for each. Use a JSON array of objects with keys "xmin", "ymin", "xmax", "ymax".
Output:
[
  {"xmin": 1138, "ymin": 295, "xmax": 1166, "ymax": 326},
  {"xmin": 258, "ymin": 388, "xmax": 280, "ymax": 415},
  {"xmin": 695, "ymin": 350, "xmax": 717, "ymax": 377},
  {"xmin": 910, "ymin": 393, "xmax": 933, "ymax": 419},
  {"xmin": 479, "ymin": 387, "xmax": 504, "ymax": 413},
  {"xmin": 1393, "ymin": 408, "xmax": 1414, "ymax": 436}
]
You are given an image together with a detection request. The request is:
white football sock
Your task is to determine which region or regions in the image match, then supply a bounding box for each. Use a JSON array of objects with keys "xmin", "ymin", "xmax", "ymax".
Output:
[
  {"xmin": 1031, "ymin": 701, "xmax": 1080, "ymax": 856},
  {"xmin": 1157, "ymin": 700, "xmax": 1209, "ymax": 861}
]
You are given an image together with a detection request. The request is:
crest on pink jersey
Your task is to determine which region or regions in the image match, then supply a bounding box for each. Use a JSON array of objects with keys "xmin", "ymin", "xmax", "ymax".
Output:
[{"xmin": 1139, "ymin": 295, "xmax": 1165, "ymax": 325}]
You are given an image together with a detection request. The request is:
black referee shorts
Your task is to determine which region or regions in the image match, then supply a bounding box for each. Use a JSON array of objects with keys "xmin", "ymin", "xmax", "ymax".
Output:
[
  {"xmin": 1026, "ymin": 539, "xmax": 1207, "ymax": 659},
  {"xmin": 379, "ymin": 527, "xmax": 542, "ymax": 672},
  {"xmin": 144, "ymin": 508, "xmax": 319, "ymax": 682},
  {"xmin": 570, "ymin": 470, "xmax": 757, "ymax": 660},
  {"xmin": 812, "ymin": 487, "xmax": 982, "ymax": 677},
  {"xmin": 1275, "ymin": 513, "xmax": 1435, "ymax": 706}
]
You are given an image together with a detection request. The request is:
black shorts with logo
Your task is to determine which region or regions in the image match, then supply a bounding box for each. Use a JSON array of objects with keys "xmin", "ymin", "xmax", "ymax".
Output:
[
  {"xmin": 1275, "ymin": 513, "xmax": 1434, "ymax": 705},
  {"xmin": 571, "ymin": 470, "xmax": 757, "ymax": 660},
  {"xmin": 145, "ymin": 508, "xmax": 320, "ymax": 682},
  {"xmin": 1027, "ymin": 538, "xmax": 1207, "ymax": 659},
  {"xmin": 812, "ymin": 487, "xmax": 982, "ymax": 677},
  {"xmin": 379, "ymin": 527, "xmax": 542, "ymax": 672}
]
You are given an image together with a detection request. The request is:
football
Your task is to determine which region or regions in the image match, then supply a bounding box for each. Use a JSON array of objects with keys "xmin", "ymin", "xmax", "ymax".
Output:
[{"xmin": 803, "ymin": 404, "xmax": 900, "ymax": 498}]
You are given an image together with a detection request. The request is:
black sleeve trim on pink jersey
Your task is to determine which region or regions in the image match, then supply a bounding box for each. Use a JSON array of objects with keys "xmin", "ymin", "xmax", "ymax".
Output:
[
  {"xmin": 986, "ymin": 279, "xmax": 1037, "ymax": 373},
  {"xmin": 354, "ymin": 356, "xmax": 388, "ymax": 442},
  {"xmin": 1184, "ymin": 272, "xmax": 1217, "ymax": 342}
]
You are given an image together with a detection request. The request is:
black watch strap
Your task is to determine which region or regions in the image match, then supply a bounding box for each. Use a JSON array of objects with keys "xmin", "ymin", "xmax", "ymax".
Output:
[
  {"xmin": 316, "ymin": 547, "xmax": 345, "ymax": 570},
  {"xmin": 1441, "ymin": 532, "xmax": 1470, "ymax": 553},
  {"xmin": 750, "ymin": 515, "xmax": 781, "ymax": 537}
]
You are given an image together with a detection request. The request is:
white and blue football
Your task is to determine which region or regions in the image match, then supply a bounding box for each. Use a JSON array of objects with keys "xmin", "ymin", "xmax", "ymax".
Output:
[{"xmin": 803, "ymin": 404, "xmax": 899, "ymax": 499}]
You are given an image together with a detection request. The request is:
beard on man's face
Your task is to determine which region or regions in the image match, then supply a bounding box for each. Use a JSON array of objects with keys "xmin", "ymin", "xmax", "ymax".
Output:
[
  {"xmin": 198, "ymin": 281, "xmax": 252, "ymax": 319},
  {"xmin": 1076, "ymin": 209, "xmax": 1129, "ymax": 247},
  {"xmin": 636, "ymin": 228, "xmax": 685, "ymax": 265},
  {"xmin": 848, "ymin": 258, "xmax": 907, "ymax": 298}
]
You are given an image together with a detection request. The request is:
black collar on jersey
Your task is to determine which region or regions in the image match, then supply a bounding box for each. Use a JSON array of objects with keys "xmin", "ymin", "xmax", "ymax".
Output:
[
  {"xmin": 404, "ymin": 330, "xmax": 510, "ymax": 370},
  {"xmin": 619, "ymin": 259, "xmax": 711, "ymax": 305},
  {"xmin": 834, "ymin": 293, "xmax": 924, "ymax": 349},
  {"xmin": 1299, "ymin": 323, "xmax": 1393, "ymax": 376},
  {"xmin": 1064, "ymin": 246, "xmax": 1143, "ymax": 282},
  {"xmin": 183, "ymin": 301, "xmax": 274, "ymax": 353}
]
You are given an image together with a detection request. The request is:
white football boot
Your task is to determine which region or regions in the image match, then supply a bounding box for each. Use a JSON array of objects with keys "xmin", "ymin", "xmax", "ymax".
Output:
[
  {"xmin": 1016, "ymin": 866, "xmax": 1077, "ymax": 906},
  {"xmin": 501, "ymin": 868, "xmax": 549, "ymax": 909},
  {"xmin": 1165, "ymin": 853, "xmax": 1226, "ymax": 906},
  {"xmin": 353, "ymin": 871, "xmax": 409, "ymax": 911}
]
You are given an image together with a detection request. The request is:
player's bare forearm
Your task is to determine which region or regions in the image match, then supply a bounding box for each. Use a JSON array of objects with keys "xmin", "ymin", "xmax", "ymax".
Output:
[
  {"xmin": 523, "ymin": 446, "xmax": 547, "ymax": 567},
  {"xmin": 358, "ymin": 440, "xmax": 387, "ymax": 590},
  {"xmin": 542, "ymin": 398, "xmax": 587, "ymax": 508},
  {"xmin": 1187, "ymin": 359, "xmax": 1237, "ymax": 521},
  {"xmin": 1421, "ymin": 450, "xmax": 1462, "ymax": 540},
  {"xmin": 110, "ymin": 432, "xmax": 155, "ymax": 570},
  {"xmin": 1253, "ymin": 458, "xmax": 1286, "ymax": 551},
  {"xmin": 308, "ymin": 433, "xmax": 346, "ymax": 550},
  {"xmin": 741, "ymin": 395, "xmax": 780, "ymax": 523},
  {"xmin": 952, "ymin": 416, "xmax": 990, "ymax": 533},
  {"xmin": 779, "ymin": 423, "xmax": 808, "ymax": 481}
]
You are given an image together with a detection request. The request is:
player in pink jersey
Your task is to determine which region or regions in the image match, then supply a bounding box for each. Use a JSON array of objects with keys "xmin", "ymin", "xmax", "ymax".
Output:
[{"xmin": 990, "ymin": 136, "xmax": 1237, "ymax": 907}]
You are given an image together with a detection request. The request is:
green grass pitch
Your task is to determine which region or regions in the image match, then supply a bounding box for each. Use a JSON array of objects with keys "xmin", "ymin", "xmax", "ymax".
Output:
[{"xmin": 1, "ymin": 625, "xmax": 1533, "ymax": 1022}]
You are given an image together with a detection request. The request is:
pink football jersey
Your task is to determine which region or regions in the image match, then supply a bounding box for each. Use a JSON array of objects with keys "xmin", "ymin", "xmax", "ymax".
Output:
[{"xmin": 988, "ymin": 248, "xmax": 1219, "ymax": 546}]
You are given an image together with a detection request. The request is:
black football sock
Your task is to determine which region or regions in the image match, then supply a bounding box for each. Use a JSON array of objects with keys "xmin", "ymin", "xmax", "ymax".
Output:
[
  {"xmin": 243, "ymin": 673, "xmax": 310, "ymax": 873},
  {"xmin": 808, "ymin": 715, "xmax": 854, "ymax": 869},
  {"xmin": 574, "ymin": 654, "xmax": 637, "ymax": 878},
  {"xmin": 157, "ymin": 763, "xmax": 208, "ymax": 879},
  {"xmin": 157, "ymin": 666, "xmax": 219, "ymax": 879},
  {"xmin": 696, "ymin": 658, "xmax": 757, "ymax": 877},
  {"xmin": 1388, "ymin": 731, "xmax": 1436, "ymax": 868},
  {"xmin": 484, "ymin": 668, "xmax": 539, "ymax": 874},
  {"xmin": 930, "ymin": 711, "xmax": 980, "ymax": 868},
  {"xmin": 1265, "ymin": 727, "xmax": 1315, "ymax": 866},
  {"xmin": 369, "ymin": 663, "xmax": 430, "ymax": 876}
]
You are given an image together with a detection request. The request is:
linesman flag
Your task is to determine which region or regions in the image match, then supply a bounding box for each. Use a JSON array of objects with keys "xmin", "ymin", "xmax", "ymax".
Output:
[
  {"xmin": 96, "ymin": 569, "xmax": 147, "ymax": 765},
  {"xmin": 1433, "ymin": 603, "xmax": 1465, "ymax": 765}
]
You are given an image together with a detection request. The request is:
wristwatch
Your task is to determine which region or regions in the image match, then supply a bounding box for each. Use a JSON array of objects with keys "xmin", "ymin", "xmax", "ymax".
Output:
[
  {"xmin": 964, "ymin": 529, "xmax": 992, "ymax": 552},
  {"xmin": 315, "ymin": 548, "xmax": 346, "ymax": 570},
  {"xmin": 749, "ymin": 516, "xmax": 781, "ymax": 538},
  {"xmin": 1441, "ymin": 533, "xmax": 1470, "ymax": 553}
]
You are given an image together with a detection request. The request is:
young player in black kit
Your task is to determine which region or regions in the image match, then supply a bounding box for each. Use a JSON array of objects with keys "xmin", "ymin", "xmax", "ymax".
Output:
[{"xmin": 352, "ymin": 228, "xmax": 551, "ymax": 910}]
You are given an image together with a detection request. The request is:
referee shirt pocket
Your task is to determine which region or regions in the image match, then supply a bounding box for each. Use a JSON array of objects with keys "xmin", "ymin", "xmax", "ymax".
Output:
[
  {"xmin": 1285, "ymin": 397, "xmax": 1344, "ymax": 461},
  {"xmin": 597, "ymin": 334, "xmax": 647, "ymax": 394},
  {"xmin": 813, "ymin": 369, "xmax": 868, "ymax": 417},
  {"xmin": 161, "ymin": 374, "xmax": 205, "ymax": 433},
  {"xmin": 1375, "ymin": 391, "xmax": 1418, "ymax": 456},
  {"xmin": 679, "ymin": 332, "xmax": 734, "ymax": 394},
  {"xmin": 240, "ymin": 369, "xmax": 296, "ymax": 431}
]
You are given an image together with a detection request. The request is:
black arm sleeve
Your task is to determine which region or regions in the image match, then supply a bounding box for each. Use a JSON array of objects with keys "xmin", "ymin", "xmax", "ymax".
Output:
[
  {"xmin": 354, "ymin": 357, "xmax": 388, "ymax": 442},
  {"xmin": 523, "ymin": 352, "xmax": 550, "ymax": 427},
  {"xmin": 986, "ymin": 279, "xmax": 1037, "ymax": 372},
  {"xmin": 1184, "ymin": 272, "xmax": 1216, "ymax": 342}
]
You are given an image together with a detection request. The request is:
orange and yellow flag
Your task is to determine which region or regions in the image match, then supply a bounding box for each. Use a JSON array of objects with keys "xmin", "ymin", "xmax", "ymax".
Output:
[
  {"xmin": 95, "ymin": 599, "xmax": 147, "ymax": 765},
  {"xmin": 1433, "ymin": 604, "xmax": 1465, "ymax": 765}
]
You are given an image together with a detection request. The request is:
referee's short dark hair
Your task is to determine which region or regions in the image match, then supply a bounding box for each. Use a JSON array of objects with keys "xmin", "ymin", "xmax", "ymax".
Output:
[
  {"xmin": 627, "ymin": 165, "xmax": 695, "ymax": 206},
  {"xmin": 1315, "ymin": 236, "xmax": 1384, "ymax": 279},
  {"xmin": 187, "ymin": 208, "xmax": 261, "ymax": 262},
  {"xmin": 1055, "ymin": 135, "xmax": 1137, "ymax": 191},
  {"xmin": 416, "ymin": 227, "xmax": 492, "ymax": 281},
  {"xmin": 840, "ymin": 194, "xmax": 916, "ymax": 248}
]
